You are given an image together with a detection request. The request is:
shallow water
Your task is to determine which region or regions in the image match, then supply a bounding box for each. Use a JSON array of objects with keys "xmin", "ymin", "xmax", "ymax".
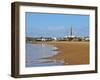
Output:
[{"xmin": 26, "ymin": 43, "xmax": 64, "ymax": 67}]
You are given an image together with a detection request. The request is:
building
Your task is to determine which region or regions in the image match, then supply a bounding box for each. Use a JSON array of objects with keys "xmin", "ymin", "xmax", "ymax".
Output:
[{"xmin": 64, "ymin": 26, "xmax": 76, "ymax": 41}]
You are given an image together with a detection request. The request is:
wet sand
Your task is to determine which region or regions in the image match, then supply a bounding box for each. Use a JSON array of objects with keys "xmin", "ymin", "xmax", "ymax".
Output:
[{"xmin": 47, "ymin": 41, "xmax": 89, "ymax": 65}]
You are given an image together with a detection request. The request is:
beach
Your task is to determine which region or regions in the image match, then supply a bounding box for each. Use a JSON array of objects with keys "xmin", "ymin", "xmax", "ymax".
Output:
[
  {"xmin": 30, "ymin": 41, "xmax": 89, "ymax": 65},
  {"xmin": 48, "ymin": 41, "xmax": 89, "ymax": 65}
]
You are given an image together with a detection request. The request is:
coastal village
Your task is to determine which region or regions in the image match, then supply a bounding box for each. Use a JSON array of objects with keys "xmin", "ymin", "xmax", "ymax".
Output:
[{"xmin": 26, "ymin": 27, "xmax": 89, "ymax": 43}]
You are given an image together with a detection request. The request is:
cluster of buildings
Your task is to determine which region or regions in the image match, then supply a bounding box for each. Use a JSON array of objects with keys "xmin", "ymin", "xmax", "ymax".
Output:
[{"xmin": 26, "ymin": 27, "xmax": 89, "ymax": 42}]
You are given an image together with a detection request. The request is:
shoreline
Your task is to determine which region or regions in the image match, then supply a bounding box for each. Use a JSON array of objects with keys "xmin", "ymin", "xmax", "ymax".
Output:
[{"xmin": 27, "ymin": 41, "xmax": 89, "ymax": 65}]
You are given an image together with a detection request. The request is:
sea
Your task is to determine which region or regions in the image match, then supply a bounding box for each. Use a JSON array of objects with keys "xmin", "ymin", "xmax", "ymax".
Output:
[{"xmin": 26, "ymin": 43, "xmax": 64, "ymax": 67}]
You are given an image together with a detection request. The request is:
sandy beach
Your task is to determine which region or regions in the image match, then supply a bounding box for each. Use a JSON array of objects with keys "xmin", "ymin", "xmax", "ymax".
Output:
[
  {"xmin": 48, "ymin": 41, "xmax": 89, "ymax": 65},
  {"xmin": 31, "ymin": 41, "xmax": 89, "ymax": 65},
  {"xmin": 34, "ymin": 41, "xmax": 89, "ymax": 65}
]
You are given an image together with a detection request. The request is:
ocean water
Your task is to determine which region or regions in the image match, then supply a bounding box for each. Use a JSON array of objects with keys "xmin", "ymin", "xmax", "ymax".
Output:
[{"xmin": 26, "ymin": 43, "xmax": 64, "ymax": 67}]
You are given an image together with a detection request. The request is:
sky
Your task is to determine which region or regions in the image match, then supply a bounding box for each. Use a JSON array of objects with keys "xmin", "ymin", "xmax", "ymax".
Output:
[{"xmin": 26, "ymin": 12, "xmax": 89, "ymax": 38}]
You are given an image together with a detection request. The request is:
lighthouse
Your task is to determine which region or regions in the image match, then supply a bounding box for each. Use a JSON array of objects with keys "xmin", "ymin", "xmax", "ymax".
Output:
[
  {"xmin": 70, "ymin": 26, "xmax": 73, "ymax": 37},
  {"xmin": 68, "ymin": 26, "xmax": 75, "ymax": 38}
]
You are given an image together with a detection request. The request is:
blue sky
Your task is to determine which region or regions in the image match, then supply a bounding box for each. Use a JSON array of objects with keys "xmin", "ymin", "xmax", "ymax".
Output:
[{"xmin": 26, "ymin": 12, "xmax": 89, "ymax": 38}]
